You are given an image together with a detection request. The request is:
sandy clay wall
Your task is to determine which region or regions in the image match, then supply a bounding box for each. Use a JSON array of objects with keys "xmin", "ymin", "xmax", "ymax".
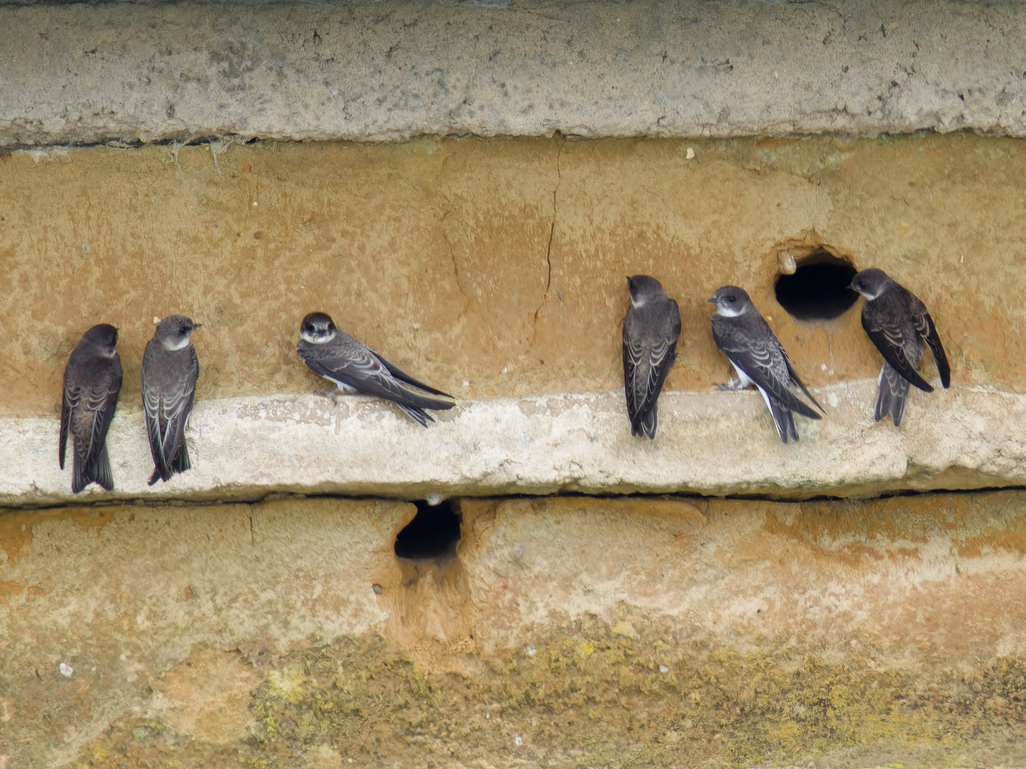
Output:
[
  {"xmin": 2, "ymin": 124, "xmax": 1026, "ymax": 769},
  {"xmin": 3, "ymin": 1, "xmax": 1026, "ymax": 767}
]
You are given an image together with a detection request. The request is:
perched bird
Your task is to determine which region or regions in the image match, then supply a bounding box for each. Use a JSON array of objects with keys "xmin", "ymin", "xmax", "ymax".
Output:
[
  {"xmin": 622, "ymin": 275, "xmax": 681, "ymax": 438},
  {"xmin": 142, "ymin": 315, "xmax": 201, "ymax": 485},
  {"xmin": 297, "ymin": 312, "xmax": 455, "ymax": 426},
  {"xmin": 60, "ymin": 324, "xmax": 123, "ymax": 493},
  {"xmin": 850, "ymin": 268, "xmax": 950, "ymax": 426},
  {"xmin": 709, "ymin": 286, "xmax": 823, "ymax": 443}
]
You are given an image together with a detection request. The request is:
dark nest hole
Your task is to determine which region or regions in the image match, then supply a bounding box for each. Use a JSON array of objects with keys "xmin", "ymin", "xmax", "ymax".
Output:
[
  {"xmin": 393, "ymin": 499, "xmax": 461, "ymax": 561},
  {"xmin": 774, "ymin": 251, "xmax": 859, "ymax": 321}
]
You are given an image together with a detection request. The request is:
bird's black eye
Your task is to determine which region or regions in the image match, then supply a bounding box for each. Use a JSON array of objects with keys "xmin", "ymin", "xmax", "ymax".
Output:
[{"xmin": 726, "ymin": 295, "xmax": 736, "ymax": 303}]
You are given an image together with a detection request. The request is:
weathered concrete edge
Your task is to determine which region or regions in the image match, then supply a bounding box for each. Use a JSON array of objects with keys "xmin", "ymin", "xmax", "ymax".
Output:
[
  {"xmin": 1, "ymin": 0, "xmax": 1024, "ymax": 148},
  {"xmin": 1, "ymin": 380, "xmax": 1022, "ymax": 507}
]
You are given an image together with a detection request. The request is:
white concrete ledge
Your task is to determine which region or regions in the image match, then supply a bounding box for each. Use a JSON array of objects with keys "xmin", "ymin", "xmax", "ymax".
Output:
[
  {"xmin": 2, "ymin": 381, "xmax": 1024, "ymax": 507},
  {"xmin": 1, "ymin": 0, "xmax": 1025, "ymax": 148}
]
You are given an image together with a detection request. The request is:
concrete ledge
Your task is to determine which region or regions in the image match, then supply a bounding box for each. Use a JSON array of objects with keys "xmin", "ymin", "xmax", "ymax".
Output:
[
  {"xmin": 2, "ymin": 0, "xmax": 1025, "ymax": 148},
  {"xmin": 3, "ymin": 380, "xmax": 1024, "ymax": 506}
]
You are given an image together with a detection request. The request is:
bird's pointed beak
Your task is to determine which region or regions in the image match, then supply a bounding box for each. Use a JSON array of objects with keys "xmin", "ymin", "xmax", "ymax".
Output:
[
  {"xmin": 192, "ymin": 323, "xmax": 203, "ymax": 330},
  {"xmin": 707, "ymin": 298, "xmax": 717, "ymax": 304}
]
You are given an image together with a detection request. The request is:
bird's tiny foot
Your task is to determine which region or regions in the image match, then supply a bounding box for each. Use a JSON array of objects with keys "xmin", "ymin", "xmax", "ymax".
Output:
[{"xmin": 314, "ymin": 388, "xmax": 340, "ymax": 406}]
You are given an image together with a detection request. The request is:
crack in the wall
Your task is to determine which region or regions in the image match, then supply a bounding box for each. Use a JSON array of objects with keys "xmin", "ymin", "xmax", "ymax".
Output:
[
  {"xmin": 447, "ymin": 233, "xmax": 470, "ymax": 305},
  {"xmin": 533, "ymin": 135, "xmax": 564, "ymax": 325},
  {"xmin": 7, "ymin": 483, "xmax": 1026, "ymax": 516}
]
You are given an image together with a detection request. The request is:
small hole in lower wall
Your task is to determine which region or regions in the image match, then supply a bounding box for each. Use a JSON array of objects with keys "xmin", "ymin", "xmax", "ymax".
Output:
[
  {"xmin": 394, "ymin": 500, "xmax": 461, "ymax": 562},
  {"xmin": 774, "ymin": 250, "xmax": 859, "ymax": 321}
]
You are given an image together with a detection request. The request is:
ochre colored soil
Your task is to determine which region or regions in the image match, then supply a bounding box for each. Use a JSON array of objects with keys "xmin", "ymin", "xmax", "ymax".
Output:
[{"xmin": 2, "ymin": 134, "xmax": 1021, "ymax": 418}]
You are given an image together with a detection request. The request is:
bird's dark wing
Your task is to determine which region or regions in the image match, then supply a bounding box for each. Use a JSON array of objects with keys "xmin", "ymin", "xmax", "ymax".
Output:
[
  {"xmin": 144, "ymin": 351, "xmax": 197, "ymax": 483},
  {"xmin": 766, "ymin": 390, "xmax": 799, "ymax": 443},
  {"xmin": 377, "ymin": 355, "xmax": 454, "ymax": 399},
  {"xmin": 914, "ymin": 305, "xmax": 951, "ymax": 389},
  {"xmin": 306, "ymin": 340, "xmax": 454, "ymax": 412},
  {"xmin": 781, "ymin": 351, "xmax": 824, "ymax": 413},
  {"xmin": 876, "ymin": 361, "xmax": 911, "ymax": 426},
  {"xmin": 623, "ymin": 324, "xmax": 678, "ymax": 436},
  {"xmin": 59, "ymin": 371, "xmax": 72, "ymax": 470},
  {"xmin": 862, "ymin": 307, "xmax": 933, "ymax": 392},
  {"xmin": 714, "ymin": 324, "xmax": 821, "ymax": 421},
  {"xmin": 72, "ymin": 364, "xmax": 122, "ymax": 492}
]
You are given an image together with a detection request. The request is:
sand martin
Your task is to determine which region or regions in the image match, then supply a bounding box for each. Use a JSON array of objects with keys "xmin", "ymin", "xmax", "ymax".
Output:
[
  {"xmin": 297, "ymin": 312, "xmax": 455, "ymax": 426},
  {"xmin": 60, "ymin": 324, "xmax": 123, "ymax": 493},
  {"xmin": 709, "ymin": 286, "xmax": 823, "ymax": 443},
  {"xmin": 142, "ymin": 315, "xmax": 201, "ymax": 485},
  {"xmin": 622, "ymin": 275, "xmax": 681, "ymax": 438},
  {"xmin": 850, "ymin": 268, "xmax": 950, "ymax": 426}
]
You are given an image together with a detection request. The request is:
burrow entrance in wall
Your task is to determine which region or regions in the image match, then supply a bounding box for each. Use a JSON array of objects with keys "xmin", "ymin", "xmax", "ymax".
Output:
[
  {"xmin": 773, "ymin": 240, "xmax": 859, "ymax": 321},
  {"xmin": 388, "ymin": 499, "xmax": 474, "ymax": 651},
  {"xmin": 394, "ymin": 499, "xmax": 461, "ymax": 563}
]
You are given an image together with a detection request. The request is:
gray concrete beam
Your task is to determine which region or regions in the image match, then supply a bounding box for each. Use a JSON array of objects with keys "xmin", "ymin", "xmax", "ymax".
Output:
[
  {"xmin": 1, "ymin": 0, "xmax": 1025, "ymax": 148},
  {"xmin": 3, "ymin": 381, "xmax": 1023, "ymax": 507}
]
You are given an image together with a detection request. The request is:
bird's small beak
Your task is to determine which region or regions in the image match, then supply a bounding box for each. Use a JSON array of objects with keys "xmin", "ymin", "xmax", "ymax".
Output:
[
  {"xmin": 707, "ymin": 298, "xmax": 717, "ymax": 304},
  {"xmin": 192, "ymin": 323, "xmax": 203, "ymax": 330},
  {"xmin": 846, "ymin": 282, "xmax": 856, "ymax": 292}
]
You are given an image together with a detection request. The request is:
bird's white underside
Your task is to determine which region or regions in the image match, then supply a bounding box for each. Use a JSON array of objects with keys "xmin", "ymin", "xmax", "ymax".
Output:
[
  {"xmin": 854, "ymin": 286, "xmax": 883, "ymax": 300},
  {"xmin": 161, "ymin": 336, "xmax": 193, "ymax": 351},
  {"xmin": 322, "ymin": 376, "xmax": 358, "ymax": 394},
  {"xmin": 730, "ymin": 361, "xmax": 774, "ymax": 415},
  {"xmin": 302, "ymin": 329, "xmax": 336, "ymax": 344}
]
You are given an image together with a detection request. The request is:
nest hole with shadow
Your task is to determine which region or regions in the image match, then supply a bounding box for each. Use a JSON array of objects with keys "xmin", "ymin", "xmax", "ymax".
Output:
[
  {"xmin": 774, "ymin": 251, "xmax": 859, "ymax": 321},
  {"xmin": 394, "ymin": 499, "xmax": 461, "ymax": 562}
]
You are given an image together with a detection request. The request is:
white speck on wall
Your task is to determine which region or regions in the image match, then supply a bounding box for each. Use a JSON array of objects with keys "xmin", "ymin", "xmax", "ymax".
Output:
[
  {"xmin": 525, "ymin": 645, "xmax": 536, "ymax": 657},
  {"xmin": 426, "ymin": 492, "xmax": 444, "ymax": 506},
  {"xmin": 686, "ymin": 147, "xmax": 695, "ymax": 160},
  {"xmin": 513, "ymin": 734, "xmax": 523, "ymax": 746},
  {"xmin": 59, "ymin": 662, "xmax": 74, "ymax": 677},
  {"xmin": 659, "ymin": 664, "xmax": 669, "ymax": 673}
]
